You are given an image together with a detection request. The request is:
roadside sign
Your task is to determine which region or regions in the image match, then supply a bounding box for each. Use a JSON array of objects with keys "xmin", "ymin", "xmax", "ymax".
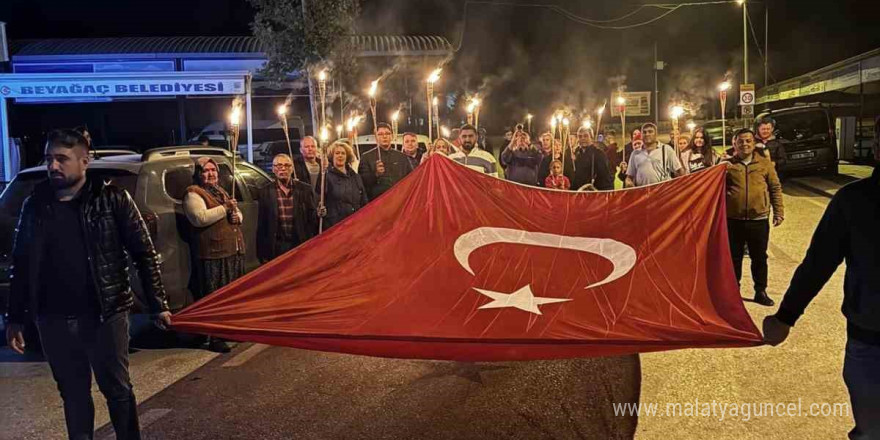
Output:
[
  {"xmin": 739, "ymin": 84, "xmax": 755, "ymax": 106},
  {"xmin": 610, "ymin": 91, "xmax": 651, "ymax": 117},
  {"xmin": 742, "ymin": 104, "xmax": 754, "ymax": 118}
]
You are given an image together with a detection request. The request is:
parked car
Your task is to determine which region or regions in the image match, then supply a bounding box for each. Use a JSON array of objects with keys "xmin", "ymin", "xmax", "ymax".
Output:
[
  {"xmin": 757, "ymin": 104, "xmax": 838, "ymax": 175},
  {"xmin": 701, "ymin": 119, "xmax": 747, "ymax": 149},
  {"xmin": 190, "ymin": 117, "xmax": 306, "ymax": 149},
  {"xmin": 0, "ymin": 146, "xmax": 274, "ymax": 348}
]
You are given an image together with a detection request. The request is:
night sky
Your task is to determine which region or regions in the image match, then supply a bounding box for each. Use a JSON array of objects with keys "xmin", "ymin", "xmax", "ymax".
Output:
[{"xmin": 3, "ymin": 0, "xmax": 879, "ymax": 128}]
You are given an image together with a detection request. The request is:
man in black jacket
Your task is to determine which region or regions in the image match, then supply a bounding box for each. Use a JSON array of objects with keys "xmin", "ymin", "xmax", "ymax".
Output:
[
  {"xmin": 571, "ymin": 127, "xmax": 614, "ymax": 191},
  {"xmin": 358, "ymin": 123, "xmax": 412, "ymax": 200},
  {"xmin": 257, "ymin": 153, "xmax": 321, "ymax": 263},
  {"xmin": 763, "ymin": 141, "xmax": 880, "ymax": 438},
  {"xmin": 5, "ymin": 129, "xmax": 170, "ymax": 440}
]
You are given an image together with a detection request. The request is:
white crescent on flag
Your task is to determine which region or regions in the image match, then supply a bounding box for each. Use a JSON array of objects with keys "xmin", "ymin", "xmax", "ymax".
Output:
[{"xmin": 453, "ymin": 227, "xmax": 637, "ymax": 289}]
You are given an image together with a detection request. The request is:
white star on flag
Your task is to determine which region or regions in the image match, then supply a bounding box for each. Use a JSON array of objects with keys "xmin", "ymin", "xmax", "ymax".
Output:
[{"xmin": 473, "ymin": 285, "xmax": 571, "ymax": 315}]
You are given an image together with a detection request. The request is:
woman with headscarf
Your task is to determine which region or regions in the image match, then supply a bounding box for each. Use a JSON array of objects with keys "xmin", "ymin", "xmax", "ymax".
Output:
[
  {"xmin": 323, "ymin": 141, "xmax": 369, "ymax": 228},
  {"xmin": 183, "ymin": 157, "xmax": 244, "ymax": 352}
]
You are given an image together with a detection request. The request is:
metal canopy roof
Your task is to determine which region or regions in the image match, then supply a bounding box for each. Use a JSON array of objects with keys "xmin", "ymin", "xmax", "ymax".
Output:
[{"xmin": 10, "ymin": 35, "xmax": 454, "ymax": 60}]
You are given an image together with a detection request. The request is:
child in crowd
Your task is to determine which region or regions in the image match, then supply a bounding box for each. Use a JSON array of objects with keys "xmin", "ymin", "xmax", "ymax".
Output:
[{"xmin": 544, "ymin": 160, "xmax": 571, "ymax": 190}]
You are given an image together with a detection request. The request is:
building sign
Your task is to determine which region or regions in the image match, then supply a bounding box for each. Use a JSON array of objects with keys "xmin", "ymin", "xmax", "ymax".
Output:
[
  {"xmin": 0, "ymin": 77, "xmax": 245, "ymax": 98},
  {"xmin": 610, "ymin": 91, "xmax": 652, "ymax": 117}
]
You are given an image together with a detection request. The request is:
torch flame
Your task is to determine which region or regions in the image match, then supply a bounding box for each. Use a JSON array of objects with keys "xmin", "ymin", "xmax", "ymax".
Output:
[
  {"xmin": 670, "ymin": 105, "xmax": 685, "ymax": 119},
  {"xmin": 229, "ymin": 107, "xmax": 242, "ymax": 126},
  {"xmin": 719, "ymin": 81, "xmax": 732, "ymax": 92},
  {"xmin": 597, "ymin": 105, "xmax": 606, "ymax": 115},
  {"xmin": 391, "ymin": 110, "xmax": 400, "ymax": 122},
  {"xmin": 562, "ymin": 118, "xmax": 570, "ymax": 127},
  {"xmin": 441, "ymin": 126, "xmax": 450, "ymax": 138},
  {"xmin": 318, "ymin": 69, "xmax": 327, "ymax": 81},
  {"xmin": 276, "ymin": 104, "xmax": 288, "ymax": 116},
  {"xmin": 467, "ymin": 102, "xmax": 476, "ymax": 113},
  {"xmin": 427, "ymin": 68, "xmax": 442, "ymax": 83},
  {"xmin": 582, "ymin": 119, "xmax": 592, "ymax": 129},
  {"xmin": 526, "ymin": 113, "xmax": 533, "ymax": 120},
  {"xmin": 616, "ymin": 96, "xmax": 626, "ymax": 106},
  {"xmin": 432, "ymin": 97, "xmax": 438, "ymax": 106},
  {"xmin": 320, "ymin": 127, "xmax": 329, "ymax": 142},
  {"xmin": 336, "ymin": 125, "xmax": 343, "ymax": 136},
  {"xmin": 368, "ymin": 80, "xmax": 378, "ymax": 98},
  {"xmin": 550, "ymin": 118, "xmax": 557, "ymax": 128}
]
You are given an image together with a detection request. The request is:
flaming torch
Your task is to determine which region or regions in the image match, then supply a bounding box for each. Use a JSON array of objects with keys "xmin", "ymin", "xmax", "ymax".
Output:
[
  {"xmin": 228, "ymin": 102, "xmax": 242, "ymax": 199},
  {"xmin": 616, "ymin": 94, "xmax": 627, "ymax": 163},
  {"xmin": 391, "ymin": 110, "xmax": 400, "ymax": 147},
  {"xmin": 718, "ymin": 80, "xmax": 732, "ymax": 151},
  {"xmin": 368, "ymin": 79, "xmax": 379, "ymax": 135},
  {"xmin": 347, "ymin": 114, "xmax": 362, "ymax": 160},
  {"xmin": 318, "ymin": 126, "xmax": 329, "ymax": 234},
  {"xmin": 526, "ymin": 113, "xmax": 533, "ymax": 135},
  {"xmin": 336, "ymin": 124, "xmax": 343, "ymax": 140},
  {"xmin": 595, "ymin": 102, "xmax": 606, "ymax": 136},
  {"xmin": 427, "ymin": 68, "xmax": 441, "ymax": 145},
  {"xmin": 276, "ymin": 103, "xmax": 298, "ymax": 181},
  {"xmin": 318, "ymin": 69, "xmax": 328, "ymax": 132},
  {"xmin": 367, "ymin": 79, "xmax": 380, "ymax": 161},
  {"xmin": 472, "ymin": 97, "xmax": 482, "ymax": 131},
  {"xmin": 432, "ymin": 97, "xmax": 440, "ymax": 141},
  {"xmin": 466, "ymin": 101, "xmax": 476, "ymax": 126},
  {"xmin": 670, "ymin": 105, "xmax": 685, "ymax": 151},
  {"xmin": 441, "ymin": 125, "xmax": 450, "ymax": 139}
]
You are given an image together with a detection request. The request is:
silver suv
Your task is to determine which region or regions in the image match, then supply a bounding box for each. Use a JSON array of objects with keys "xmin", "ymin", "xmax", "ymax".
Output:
[{"xmin": 0, "ymin": 147, "xmax": 273, "ymax": 345}]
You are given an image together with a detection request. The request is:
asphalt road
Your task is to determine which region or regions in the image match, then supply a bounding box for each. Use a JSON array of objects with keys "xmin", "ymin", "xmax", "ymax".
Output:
[{"xmin": 0, "ymin": 169, "xmax": 868, "ymax": 440}]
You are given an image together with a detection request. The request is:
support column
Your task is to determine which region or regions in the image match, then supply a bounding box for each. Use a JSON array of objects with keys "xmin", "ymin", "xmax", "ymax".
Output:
[
  {"xmin": 246, "ymin": 75, "xmax": 254, "ymax": 162},
  {"xmin": 0, "ymin": 97, "xmax": 11, "ymax": 183}
]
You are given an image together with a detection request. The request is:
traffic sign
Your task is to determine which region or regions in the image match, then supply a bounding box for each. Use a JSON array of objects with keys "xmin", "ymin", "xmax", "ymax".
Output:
[
  {"xmin": 739, "ymin": 83, "xmax": 755, "ymax": 106},
  {"xmin": 742, "ymin": 104, "xmax": 754, "ymax": 118}
]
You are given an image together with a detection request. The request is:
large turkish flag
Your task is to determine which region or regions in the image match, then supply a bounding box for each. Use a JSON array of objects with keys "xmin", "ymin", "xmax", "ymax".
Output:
[{"xmin": 171, "ymin": 155, "xmax": 763, "ymax": 361}]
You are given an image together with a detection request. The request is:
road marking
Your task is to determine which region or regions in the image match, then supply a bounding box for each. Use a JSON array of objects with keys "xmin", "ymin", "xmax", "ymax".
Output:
[
  {"xmin": 99, "ymin": 408, "xmax": 171, "ymax": 440},
  {"xmin": 222, "ymin": 343, "xmax": 270, "ymax": 368}
]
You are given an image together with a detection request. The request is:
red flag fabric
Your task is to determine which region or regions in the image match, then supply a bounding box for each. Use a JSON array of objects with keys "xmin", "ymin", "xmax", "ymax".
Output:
[{"xmin": 171, "ymin": 156, "xmax": 763, "ymax": 361}]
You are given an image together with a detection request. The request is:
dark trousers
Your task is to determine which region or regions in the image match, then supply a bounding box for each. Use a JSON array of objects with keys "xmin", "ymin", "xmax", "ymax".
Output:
[
  {"xmin": 36, "ymin": 312, "xmax": 141, "ymax": 440},
  {"xmin": 727, "ymin": 219, "xmax": 769, "ymax": 293},
  {"xmin": 844, "ymin": 337, "xmax": 880, "ymax": 440}
]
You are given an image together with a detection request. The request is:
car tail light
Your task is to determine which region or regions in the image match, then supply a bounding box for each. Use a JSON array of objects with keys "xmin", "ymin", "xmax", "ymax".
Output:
[{"xmin": 142, "ymin": 211, "xmax": 159, "ymax": 242}]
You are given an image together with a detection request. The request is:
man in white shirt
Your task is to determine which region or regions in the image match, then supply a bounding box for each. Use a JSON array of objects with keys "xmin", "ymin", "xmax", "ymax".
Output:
[{"xmin": 624, "ymin": 123, "xmax": 684, "ymax": 187}]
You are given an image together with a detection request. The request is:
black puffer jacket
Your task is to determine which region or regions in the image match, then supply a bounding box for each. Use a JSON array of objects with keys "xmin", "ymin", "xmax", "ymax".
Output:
[{"xmin": 6, "ymin": 178, "xmax": 168, "ymax": 324}]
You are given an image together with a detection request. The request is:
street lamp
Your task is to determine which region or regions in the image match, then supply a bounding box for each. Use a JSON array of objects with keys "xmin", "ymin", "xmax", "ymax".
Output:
[{"xmin": 719, "ymin": 81, "xmax": 732, "ymax": 151}]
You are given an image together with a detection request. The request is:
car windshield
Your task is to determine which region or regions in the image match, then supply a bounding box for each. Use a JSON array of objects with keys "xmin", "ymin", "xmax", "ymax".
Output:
[{"xmin": 773, "ymin": 110, "xmax": 830, "ymax": 142}]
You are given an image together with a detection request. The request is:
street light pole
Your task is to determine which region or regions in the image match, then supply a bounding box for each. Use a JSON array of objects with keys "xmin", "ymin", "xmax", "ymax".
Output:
[{"xmin": 743, "ymin": 0, "xmax": 748, "ymax": 85}]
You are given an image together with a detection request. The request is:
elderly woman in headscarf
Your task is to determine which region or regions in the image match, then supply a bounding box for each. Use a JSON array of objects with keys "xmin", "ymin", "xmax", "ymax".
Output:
[{"xmin": 182, "ymin": 157, "xmax": 244, "ymax": 352}]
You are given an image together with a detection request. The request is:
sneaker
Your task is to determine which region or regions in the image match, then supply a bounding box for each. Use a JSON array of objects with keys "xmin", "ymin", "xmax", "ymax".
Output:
[
  {"xmin": 754, "ymin": 291, "xmax": 775, "ymax": 307},
  {"xmin": 207, "ymin": 339, "xmax": 232, "ymax": 353}
]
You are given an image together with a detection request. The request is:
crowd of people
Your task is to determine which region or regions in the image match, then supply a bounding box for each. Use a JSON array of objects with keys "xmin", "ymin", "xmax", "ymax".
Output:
[{"xmin": 4, "ymin": 115, "xmax": 880, "ymax": 439}]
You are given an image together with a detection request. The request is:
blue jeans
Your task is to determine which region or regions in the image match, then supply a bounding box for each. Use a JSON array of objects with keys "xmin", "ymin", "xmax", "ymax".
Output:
[
  {"xmin": 844, "ymin": 337, "xmax": 880, "ymax": 440},
  {"xmin": 36, "ymin": 313, "xmax": 141, "ymax": 440}
]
